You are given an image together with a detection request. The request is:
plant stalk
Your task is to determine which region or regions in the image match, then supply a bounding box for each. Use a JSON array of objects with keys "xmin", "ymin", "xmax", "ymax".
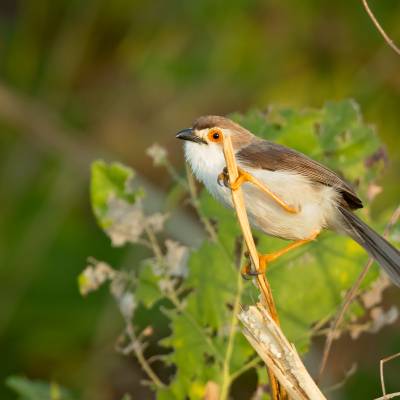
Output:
[{"xmin": 222, "ymin": 136, "xmax": 287, "ymax": 400}]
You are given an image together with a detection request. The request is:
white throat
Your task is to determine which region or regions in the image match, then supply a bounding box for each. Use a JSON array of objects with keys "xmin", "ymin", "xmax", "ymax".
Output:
[{"xmin": 184, "ymin": 141, "xmax": 229, "ymax": 202}]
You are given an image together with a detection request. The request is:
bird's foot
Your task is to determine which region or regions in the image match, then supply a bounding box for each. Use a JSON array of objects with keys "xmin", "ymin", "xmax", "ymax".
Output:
[
  {"xmin": 240, "ymin": 232, "xmax": 319, "ymax": 280},
  {"xmin": 240, "ymin": 252, "xmax": 272, "ymax": 280},
  {"xmin": 217, "ymin": 167, "xmax": 230, "ymax": 188},
  {"xmin": 217, "ymin": 167, "xmax": 254, "ymax": 190}
]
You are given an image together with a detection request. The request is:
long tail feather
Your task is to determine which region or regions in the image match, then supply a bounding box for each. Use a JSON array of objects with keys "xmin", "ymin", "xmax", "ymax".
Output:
[{"xmin": 338, "ymin": 206, "xmax": 400, "ymax": 287}]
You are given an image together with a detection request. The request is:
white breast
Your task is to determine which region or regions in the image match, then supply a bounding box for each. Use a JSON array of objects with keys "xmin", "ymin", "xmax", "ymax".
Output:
[
  {"xmin": 184, "ymin": 141, "xmax": 339, "ymax": 241},
  {"xmin": 184, "ymin": 141, "xmax": 230, "ymax": 205}
]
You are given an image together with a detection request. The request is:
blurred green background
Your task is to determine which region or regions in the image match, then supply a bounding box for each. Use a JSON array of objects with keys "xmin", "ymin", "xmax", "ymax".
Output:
[{"xmin": 1, "ymin": 1, "xmax": 399, "ymax": 399}]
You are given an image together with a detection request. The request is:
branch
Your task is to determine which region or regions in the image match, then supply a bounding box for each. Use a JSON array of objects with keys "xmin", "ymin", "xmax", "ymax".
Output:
[
  {"xmin": 238, "ymin": 304, "xmax": 326, "ymax": 400},
  {"xmin": 222, "ymin": 136, "xmax": 279, "ymax": 322},
  {"xmin": 222, "ymin": 136, "xmax": 284, "ymax": 399},
  {"xmin": 374, "ymin": 393, "xmax": 400, "ymax": 400},
  {"xmin": 361, "ymin": 0, "xmax": 400, "ymax": 56}
]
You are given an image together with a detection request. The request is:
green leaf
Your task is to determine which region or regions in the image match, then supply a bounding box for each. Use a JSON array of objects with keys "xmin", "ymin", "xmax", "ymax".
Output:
[
  {"xmin": 90, "ymin": 160, "xmax": 143, "ymax": 228},
  {"xmin": 136, "ymin": 262, "xmax": 163, "ymax": 308},
  {"xmin": 317, "ymin": 100, "xmax": 381, "ymax": 192},
  {"xmin": 271, "ymin": 107, "xmax": 322, "ymax": 154},
  {"xmin": 6, "ymin": 376, "xmax": 77, "ymax": 400},
  {"xmin": 186, "ymin": 242, "xmax": 237, "ymax": 329},
  {"xmin": 199, "ymin": 190, "xmax": 241, "ymax": 253},
  {"xmin": 160, "ymin": 311, "xmax": 220, "ymax": 400},
  {"xmin": 319, "ymin": 99, "xmax": 360, "ymax": 150},
  {"xmin": 161, "ymin": 312, "xmax": 210, "ymax": 375}
]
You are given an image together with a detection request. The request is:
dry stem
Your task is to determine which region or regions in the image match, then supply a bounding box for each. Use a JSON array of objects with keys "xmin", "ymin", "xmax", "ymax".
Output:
[
  {"xmin": 374, "ymin": 393, "xmax": 400, "ymax": 400},
  {"xmin": 238, "ymin": 304, "xmax": 326, "ymax": 400},
  {"xmin": 380, "ymin": 352, "xmax": 400, "ymax": 398},
  {"xmin": 222, "ymin": 136, "xmax": 280, "ymax": 321},
  {"xmin": 222, "ymin": 136, "xmax": 285, "ymax": 400}
]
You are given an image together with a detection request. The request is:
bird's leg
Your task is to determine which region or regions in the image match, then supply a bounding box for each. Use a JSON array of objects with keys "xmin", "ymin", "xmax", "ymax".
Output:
[
  {"xmin": 241, "ymin": 231, "xmax": 319, "ymax": 279},
  {"xmin": 218, "ymin": 166, "xmax": 298, "ymax": 214}
]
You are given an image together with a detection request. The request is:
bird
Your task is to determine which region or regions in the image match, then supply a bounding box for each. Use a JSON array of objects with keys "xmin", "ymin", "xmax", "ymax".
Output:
[{"xmin": 176, "ymin": 115, "xmax": 400, "ymax": 286}]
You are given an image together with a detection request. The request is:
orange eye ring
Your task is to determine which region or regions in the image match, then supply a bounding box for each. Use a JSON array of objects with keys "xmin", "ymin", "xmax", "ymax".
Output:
[{"xmin": 208, "ymin": 128, "xmax": 223, "ymax": 143}]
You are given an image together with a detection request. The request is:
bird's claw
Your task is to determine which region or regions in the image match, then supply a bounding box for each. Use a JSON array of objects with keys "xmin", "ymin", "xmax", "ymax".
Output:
[
  {"xmin": 241, "ymin": 268, "xmax": 262, "ymax": 280},
  {"xmin": 240, "ymin": 262, "xmax": 262, "ymax": 280},
  {"xmin": 240, "ymin": 251, "xmax": 271, "ymax": 280},
  {"xmin": 240, "ymin": 251, "xmax": 264, "ymax": 280},
  {"xmin": 217, "ymin": 167, "xmax": 231, "ymax": 188}
]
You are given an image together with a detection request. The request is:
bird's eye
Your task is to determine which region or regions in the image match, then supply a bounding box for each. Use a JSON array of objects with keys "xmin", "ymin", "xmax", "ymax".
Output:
[{"xmin": 208, "ymin": 128, "xmax": 223, "ymax": 143}]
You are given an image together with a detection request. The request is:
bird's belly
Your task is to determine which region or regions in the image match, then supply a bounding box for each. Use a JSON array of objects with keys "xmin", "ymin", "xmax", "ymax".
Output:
[
  {"xmin": 207, "ymin": 168, "xmax": 338, "ymax": 241},
  {"xmin": 243, "ymin": 189, "xmax": 324, "ymax": 240}
]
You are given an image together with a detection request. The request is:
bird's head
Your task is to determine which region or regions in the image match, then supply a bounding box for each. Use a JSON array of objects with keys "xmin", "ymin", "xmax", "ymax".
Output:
[
  {"xmin": 176, "ymin": 115, "xmax": 253, "ymax": 182},
  {"xmin": 176, "ymin": 115, "xmax": 252, "ymax": 149}
]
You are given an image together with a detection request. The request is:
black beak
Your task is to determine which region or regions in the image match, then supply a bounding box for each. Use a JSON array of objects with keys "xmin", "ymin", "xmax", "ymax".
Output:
[{"xmin": 176, "ymin": 128, "xmax": 206, "ymax": 144}]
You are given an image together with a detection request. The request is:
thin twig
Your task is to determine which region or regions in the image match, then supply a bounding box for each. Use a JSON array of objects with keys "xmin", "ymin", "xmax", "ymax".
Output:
[
  {"xmin": 143, "ymin": 223, "xmax": 164, "ymax": 265},
  {"xmin": 131, "ymin": 341, "xmax": 166, "ymax": 388},
  {"xmin": 119, "ymin": 321, "xmax": 166, "ymax": 388},
  {"xmin": 318, "ymin": 204, "xmax": 400, "ymax": 379},
  {"xmin": 222, "ymin": 136, "xmax": 285, "ymax": 400},
  {"xmin": 374, "ymin": 393, "xmax": 400, "ymax": 400},
  {"xmin": 361, "ymin": 0, "xmax": 400, "ymax": 56},
  {"xmin": 323, "ymin": 363, "xmax": 357, "ymax": 393},
  {"xmin": 380, "ymin": 352, "xmax": 400, "ymax": 398},
  {"xmin": 318, "ymin": 258, "xmax": 373, "ymax": 380},
  {"xmin": 220, "ymin": 259, "xmax": 244, "ymax": 400}
]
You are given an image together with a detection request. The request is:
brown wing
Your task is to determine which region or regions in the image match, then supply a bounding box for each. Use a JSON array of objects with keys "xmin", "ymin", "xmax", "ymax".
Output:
[{"xmin": 236, "ymin": 140, "xmax": 363, "ymax": 210}]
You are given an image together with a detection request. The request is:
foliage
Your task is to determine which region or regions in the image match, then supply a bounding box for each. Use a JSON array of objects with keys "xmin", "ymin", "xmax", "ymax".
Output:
[{"xmin": 83, "ymin": 100, "xmax": 393, "ymax": 399}]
